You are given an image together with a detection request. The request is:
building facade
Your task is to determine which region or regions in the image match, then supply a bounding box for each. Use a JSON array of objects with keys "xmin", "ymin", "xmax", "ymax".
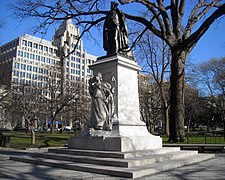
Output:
[
  {"xmin": 0, "ymin": 20, "xmax": 96, "ymax": 129},
  {"xmin": 0, "ymin": 19, "xmax": 96, "ymax": 92}
]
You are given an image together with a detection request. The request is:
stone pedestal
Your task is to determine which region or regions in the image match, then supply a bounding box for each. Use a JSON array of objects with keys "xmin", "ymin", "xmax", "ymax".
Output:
[{"xmin": 68, "ymin": 54, "xmax": 162, "ymax": 152}]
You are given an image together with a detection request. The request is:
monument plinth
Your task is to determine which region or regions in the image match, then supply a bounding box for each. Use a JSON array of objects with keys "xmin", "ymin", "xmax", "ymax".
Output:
[{"xmin": 68, "ymin": 54, "xmax": 162, "ymax": 152}]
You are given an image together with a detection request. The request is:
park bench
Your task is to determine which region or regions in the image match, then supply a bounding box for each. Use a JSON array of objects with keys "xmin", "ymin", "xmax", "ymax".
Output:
[{"xmin": 163, "ymin": 144, "xmax": 225, "ymax": 153}]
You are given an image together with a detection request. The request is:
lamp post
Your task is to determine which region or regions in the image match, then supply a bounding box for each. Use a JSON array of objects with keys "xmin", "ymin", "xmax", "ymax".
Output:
[{"xmin": 74, "ymin": 94, "xmax": 78, "ymax": 136}]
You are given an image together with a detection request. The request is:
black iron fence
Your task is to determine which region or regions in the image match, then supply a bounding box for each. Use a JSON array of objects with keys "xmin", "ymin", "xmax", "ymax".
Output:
[{"xmin": 186, "ymin": 131, "xmax": 225, "ymax": 144}]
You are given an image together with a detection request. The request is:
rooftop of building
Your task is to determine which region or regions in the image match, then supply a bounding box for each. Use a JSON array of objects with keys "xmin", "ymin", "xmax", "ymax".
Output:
[{"xmin": 21, "ymin": 34, "xmax": 54, "ymax": 47}]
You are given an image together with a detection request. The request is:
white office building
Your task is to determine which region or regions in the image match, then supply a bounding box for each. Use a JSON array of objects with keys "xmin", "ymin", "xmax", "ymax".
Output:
[{"xmin": 0, "ymin": 19, "xmax": 96, "ymax": 93}]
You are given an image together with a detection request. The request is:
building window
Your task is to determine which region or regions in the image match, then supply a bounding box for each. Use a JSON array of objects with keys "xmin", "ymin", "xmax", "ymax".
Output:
[
  {"xmin": 71, "ymin": 62, "xmax": 75, "ymax": 68},
  {"xmin": 39, "ymin": 68, "xmax": 43, "ymax": 73},
  {"xmin": 21, "ymin": 64, "xmax": 26, "ymax": 70},
  {"xmin": 76, "ymin": 64, "xmax": 80, "ymax": 69},
  {"xmin": 44, "ymin": 69, "xmax": 48, "ymax": 75},
  {"xmin": 32, "ymin": 74, "xmax": 37, "ymax": 79},
  {"xmin": 28, "ymin": 41, "xmax": 32, "ymax": 47},
  {"xmin": 71, "ymin": 69, "xmax": 75, "ymax": 74},
  {"xmin": 76, "ymin": 70, "xmax": 80, "ymax": 75},
  {"xmin": 46, "ymin": 58, "xmax": 50, "ymax": 63},
  {"xmin": 76, "ymin": 52, "xmax": 81, "ymax": 56},
  {"xmin": 32, "ymin": 81, "xmax": 37, "ymax": 87},
  {"xmin": 20, "ymin": 71, "xmax": 25, "ymax": 78},
  {"xmin": 22, "ymin": 40, "xmax": 27, "ymax": 46},
  {"xmin": 38, "ymin": 82, "xmax": 42, "ymax": 87},
  {"xmin": 36, "ymin": 55, "xmax": 40, "ymax": 61},
  {"xmin": 27, "ymin": 65, "xmax": 32, "ymax": 71},
  {"xmin": 20, "ymin": 79, "xmax": 25, "ymax": 84},
  {"xmin": 44, "ymin": 46, "xmax": 48, "ymax": 52},
  {"xmin": 30, "ymin": 54, "xmax": 35, "ymax": 59},
  {"xmin": 18, "ymin": 51, "xmax": 23, "ymax": 57},
  {"xmin": 41, "ymin": 57, "xmax": 45, "ymax": 62},
  {"xmin": 33, "ymin": 67, "xmax": 38, "ymax": 73},
  {"xmin": 49, "ymin": 48, "xmax": 53, "ymax": 53},
  {"xmin": 14, "ymin": 62, "xmax": 19, "ymax": 69},
  {"xmin": 26, "ymin": 73, "xmax": 31, "ymax": 79},
  {"xmin": 39, "ymin": 45, "xmax": 43, "ymax": 50},
  {"xmin": 14, "ymin": 70, "xmax": 19, "ymax": 76},
  {"xmin": 13, "ymin": 78, "xmax": 18, "ymax": 84},
  {"xmin": 26, "ymin": 80, "xmax": 31, "ymax": 85},
  {"xmin": 24, "ymin": 52, "xmax": 29, "ymax": 58},
  {"xmin": 33, "ymin": 43, "xmax": 38, "ymax": 49}
]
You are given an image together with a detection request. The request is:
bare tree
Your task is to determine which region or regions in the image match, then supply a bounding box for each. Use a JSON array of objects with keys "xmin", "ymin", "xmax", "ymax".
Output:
[
  {"xmin": 66, "ymin": 83, "xmax": 91, "ymax": 134},
  {"xmin": 139, "ymin": 76, "xmax": 162, "ymax": 134},
  {"xmin": 0, "ymin": 86, "xmax": 11, "ymax": 129},
  {"xmin": 39, "ymin": 65, "xmax": 79, "ymax": 134},
  {"xmin": 12, "ymin": 0, "xmax": 225, "ymax": 142},
  {"xmin": 195, "ymin": 57, "xmax": 225, "ymax": 136},
  {"xmin": 137, "ymin": 32, "xmax": 170, "ymax": 136},
  {"xmin": 11, "ymin": 85, "xmax": 40, "ymax": 145}
]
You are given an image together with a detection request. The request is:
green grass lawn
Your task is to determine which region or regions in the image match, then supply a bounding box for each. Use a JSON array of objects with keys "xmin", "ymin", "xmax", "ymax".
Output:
[
  {"xmin": 1, "ymin": 131, "xmax": 225, "ymax": 149},
  {"xmin": 162, "ymin": 134, "xmax": 225, "ymax": 144},
  {"xmin": 1, "ymin": 131, "xmax": 75, "ymax": 149}
]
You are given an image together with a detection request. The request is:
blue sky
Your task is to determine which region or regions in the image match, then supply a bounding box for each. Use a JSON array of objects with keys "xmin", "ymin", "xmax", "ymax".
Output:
[{"xmin": 0, "ymin": 0, "xmax": 225, "ymax": 63}]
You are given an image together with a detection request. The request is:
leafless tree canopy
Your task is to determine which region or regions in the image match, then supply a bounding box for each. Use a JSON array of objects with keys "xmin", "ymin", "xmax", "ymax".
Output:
[{"xmin": 12, "ymin": 0, "xmax": 225, "ymax": 49}]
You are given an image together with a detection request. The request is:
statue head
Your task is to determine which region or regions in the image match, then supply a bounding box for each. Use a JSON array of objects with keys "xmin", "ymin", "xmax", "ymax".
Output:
[
  {"xmin": 95, "ymin": 72, "xmax": 103, "ymax": 82},
  {"xmin": 111, "ymin": 1, "xmax": 118, "ymax": 10}
]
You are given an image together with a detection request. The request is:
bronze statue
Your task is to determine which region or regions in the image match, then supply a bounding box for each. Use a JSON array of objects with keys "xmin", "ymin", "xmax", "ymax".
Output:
[{"xmin": 103, "ymin": 1, "xmax": 129, "ymax": 55}]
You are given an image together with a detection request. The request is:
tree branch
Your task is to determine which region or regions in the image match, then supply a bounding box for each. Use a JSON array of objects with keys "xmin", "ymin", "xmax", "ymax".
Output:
[
  {"xmin": 183, "ymin": 0, "xmax": 221, "ymax": 39},
  {"xmin": 182, "ymin": 3, "xmax": 225, "ymax": 51}
]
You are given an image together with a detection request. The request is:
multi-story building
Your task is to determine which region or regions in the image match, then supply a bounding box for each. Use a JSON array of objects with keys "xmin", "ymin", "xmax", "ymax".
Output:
[
  {"xmin": 0, "ymin": 19, "xmax": 96, "ymax": 93},
  {"xmin": 0, "ymin": 20, "xmax": 97, "ymax": 129},
  {"xmin": 52, "ymin": 19, "xmax": 96, "ymax": 89}
]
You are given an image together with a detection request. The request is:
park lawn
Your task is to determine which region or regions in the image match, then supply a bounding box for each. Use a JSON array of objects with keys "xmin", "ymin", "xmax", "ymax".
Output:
[
  {"xmin": 2, "ymin": 131, "xmax": 225, "ymax": 149},
  {"xmin": 162, "ymin": 135, "xmax": 225, "ymax": 144},
  {"xmin": 2, "ymin": 132, "xmax": 75, "ymax": 149}
]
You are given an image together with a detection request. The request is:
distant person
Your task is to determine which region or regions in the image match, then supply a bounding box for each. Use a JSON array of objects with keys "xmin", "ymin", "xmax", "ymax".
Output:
[{"xmin": 103, "ymin": 1, "xmax": 129, "ymax": 55}]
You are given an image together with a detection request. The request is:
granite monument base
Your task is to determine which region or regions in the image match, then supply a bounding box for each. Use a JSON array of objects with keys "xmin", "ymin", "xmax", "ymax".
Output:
[
  {"xmin": 68, "ymin": 54, "xmax": 162, "ymax": 152},
  {"xmin": 68, "ymin": 125, "xmax": 162, "ymax": 152}
]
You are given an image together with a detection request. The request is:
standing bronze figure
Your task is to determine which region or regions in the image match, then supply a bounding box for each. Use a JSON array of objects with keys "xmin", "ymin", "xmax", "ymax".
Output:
[{"xmin": 103, "ymin": 1, "xmax": 129, "ymax": 55}]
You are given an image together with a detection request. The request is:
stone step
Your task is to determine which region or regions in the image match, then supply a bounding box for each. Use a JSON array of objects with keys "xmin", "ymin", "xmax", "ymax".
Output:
[
  {"xmin": 48, "ymin": 147, "xmax": 181, "ymax": 159},
  {"xmin": 10, "ymin": 153, "xmax": 215, "ymax": 179},
  {"xmin": 10, "ymin": 155, "xmax": 134, "ymax": 178},
  {"xmin": 30, "ymin": 150, "xmax": 198, "ymax": 168},
  {"xmin": 131, "ymin": 153, "xmax": 215, "ymax": 179}
]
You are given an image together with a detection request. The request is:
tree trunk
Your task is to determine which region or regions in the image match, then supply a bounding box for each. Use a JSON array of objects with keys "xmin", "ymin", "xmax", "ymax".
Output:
[
  {"xmin": 31, "ymin": 128, "xmax": 35, "ymax": 145},
  {"xmin": 164, "ymin": 105, "xmax": 170, "ymax": 136},
  {"xmin": 169, "ymin": 50, "xmax": 186, "ymax": 142},
  {"xmin": 160, "ymin": 90, "xmax": 169, "ymax": 136},
  {"xmin": 51, "ymin": 114, "xmax": 55, "ymax": 134}
]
